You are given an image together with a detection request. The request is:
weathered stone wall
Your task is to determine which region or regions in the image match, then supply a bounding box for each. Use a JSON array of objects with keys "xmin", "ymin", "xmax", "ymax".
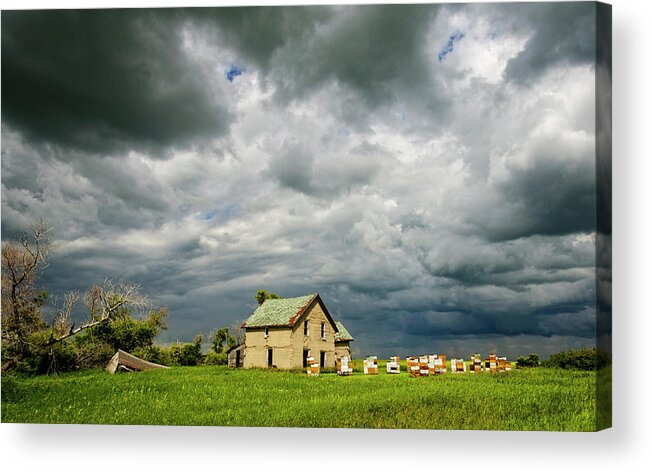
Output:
[
  {"xmin": 244, "ymin": 327, "xmax": 293, "ymax": 369},
  {"xmin": 335, "ymin": 341, "xmax": 351, "ymax": 361},
  {"xmin": 290, "ymin": 300, "xmax": 336, "ymax": 369}
]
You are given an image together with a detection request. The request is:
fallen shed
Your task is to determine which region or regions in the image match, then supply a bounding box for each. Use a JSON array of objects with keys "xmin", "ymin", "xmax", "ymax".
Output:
[{"xmin": 106, "ymin": 349, "xmax": 170, "ymax": 374}]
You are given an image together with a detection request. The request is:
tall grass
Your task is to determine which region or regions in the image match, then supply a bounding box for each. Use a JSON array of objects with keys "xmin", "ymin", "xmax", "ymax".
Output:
[{"xmin": 1, "ymin": 364, "xmax": 600, "ymax": 431}]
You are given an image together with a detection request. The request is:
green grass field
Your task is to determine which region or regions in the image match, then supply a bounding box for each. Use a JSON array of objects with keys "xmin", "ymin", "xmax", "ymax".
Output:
[{"xmin": 1, "ymin": 362, "xmax": 601, "ymax": 431}]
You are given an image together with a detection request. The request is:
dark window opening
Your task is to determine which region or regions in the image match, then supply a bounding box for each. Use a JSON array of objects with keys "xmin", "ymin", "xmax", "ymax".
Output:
[
  {"xmin": 303, "ymin": 349, "xmax": 309, "ymax": 368},
  {"xmin": 321, "ymin": 322, "xmax": 326, "ymax": 338},
  {"xmin": 267, "ymin": 348, "xmax": 273, "ymax": 368},
  {"xmin": 304, "ymin": 320, "xmax": 309, "ymax": 336},
  {"xmin": 320, "ymin": 351, "xmax": 326, "ymax": 368}
]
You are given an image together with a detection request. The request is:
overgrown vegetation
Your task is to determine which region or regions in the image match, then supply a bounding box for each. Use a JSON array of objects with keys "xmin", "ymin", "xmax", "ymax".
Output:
[
  {"xmin": 542, "ymin": 347, "xmax": 610, "ymax": 371},
  {"xmin": 1, "ymin": 363, "xmax": 603, "ymax": 431},
  {"xmin": 1, "ymin": 221, "xmax": 168, "ymax": 374},
  {"xmin": 255, "ymin": 289, "xmax": 281, "ymax": 305},
  {"xmin": 516, "ymin": 353, "xmax": 540, "ymax": 368}
]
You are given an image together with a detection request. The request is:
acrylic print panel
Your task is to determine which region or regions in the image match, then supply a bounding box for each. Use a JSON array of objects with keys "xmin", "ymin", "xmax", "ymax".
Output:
[{"xmin": 0, "ymin": 2, "xmax": 611, "ymax": 431}]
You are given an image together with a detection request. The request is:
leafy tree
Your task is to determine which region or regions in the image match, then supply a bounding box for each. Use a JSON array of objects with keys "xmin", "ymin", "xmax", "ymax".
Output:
[
  {"xmin": 516, "ymin": 353, "xmax": 540, "ymax": 368},
  {"xmin": 74, "ymin": 307, "xmax": 168, "ymax": 367},
  {"xmin": 543, "ymin": 348, "xmax": 610, "ymax": 370},
  {"xmin": 210, "ymin": 327, "xmax": 237, "ymax": 353},
  {"xmin": 255, "ymin": 289, "xmax": 281, "ymax": 305},
  {"xmin": 178, "ymin": 335, "xmax": 204, "ymax": 366}
]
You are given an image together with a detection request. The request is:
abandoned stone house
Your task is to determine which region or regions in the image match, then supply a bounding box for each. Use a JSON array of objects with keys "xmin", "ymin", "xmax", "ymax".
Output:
[{"xmin": 234, "ymin": 293, "xmax": 354, "ymax": 369}]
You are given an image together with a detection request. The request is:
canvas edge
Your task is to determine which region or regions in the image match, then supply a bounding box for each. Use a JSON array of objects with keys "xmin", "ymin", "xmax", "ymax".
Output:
[{"xmin": 595, "ymin": 0, "xmax": 612, "ymax": 432}]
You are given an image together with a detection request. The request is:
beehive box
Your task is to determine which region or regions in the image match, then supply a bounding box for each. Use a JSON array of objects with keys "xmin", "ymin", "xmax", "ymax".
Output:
[
  {"xmin": 419, "ymin": 355, "xmax": 430, "ymax": 376},
  {"xmin": 485, "ymin": 354, "xmax": 497, "ymax": 373},
  {"xmin": 497, "ymin": 356, "xmax": 512, "ymax": 372},
  {"xmin": 434, "ymin": 354, "xmax": 447, "ymax": 374},
  {"xmin": 306, "ymin": 357, "xmax": 320, "ymax": 376},
  {"xmin": 363, "ymin": 356, "xmax": 378, "ymax": 375},
  {"xmin": 386, "ymin": 356, "xmax": 400, "ymax": 374},
  {"xmin": 469, "ymin": 354, "xmax": 483, "ymax": 373},
  {"xmin": 406, "ymin": 356, "xmax": 420, "ymax": 377},
  {"xmin": 451, "ymin": 358, "xmax": 466, "ymax": 372},
  {"xmin": 336, "ymin": 356, "xmax": 353, "ymax": 376}
]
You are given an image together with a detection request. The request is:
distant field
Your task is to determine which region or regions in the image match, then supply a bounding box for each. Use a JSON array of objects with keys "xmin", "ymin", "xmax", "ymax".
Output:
[{"xmin": 1, "ymin": 362, "xmax": 601, "ymax": 431}]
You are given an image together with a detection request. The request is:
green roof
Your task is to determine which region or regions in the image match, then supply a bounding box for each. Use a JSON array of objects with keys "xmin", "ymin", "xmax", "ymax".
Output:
[
  {"xmin": 334, "ymin": 321, "xmax": 354, "ymax": 342},
  {"xmin": 242, "ymin": 294, "xmax": 317, "ymax": 328}
]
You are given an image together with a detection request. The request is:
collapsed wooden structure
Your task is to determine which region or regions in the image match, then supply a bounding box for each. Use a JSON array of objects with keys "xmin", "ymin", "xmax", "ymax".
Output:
[{"xmin": 106, "ymin": 349, "xmax": 170, "ymax": 374}]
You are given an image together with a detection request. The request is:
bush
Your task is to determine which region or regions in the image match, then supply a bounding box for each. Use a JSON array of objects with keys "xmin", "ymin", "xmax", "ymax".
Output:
[
  {"xmin": 75, "ymin": 339, "xmax": 115, "ymax": 369},
  {"xmin": 132, "ymin": 345, "xmax": 174, "ymax": 366},
  {"xmin": 516, "ymin": 353, "xmax": 540, "ymax": 368},
  {"xmin": 203, "ymin": 351, "xmax": 227, "ymax": 366},
  {"xmin": 179, "ymin": 339, "xmax": 204, "ymax": 366},
  {"xmin": 544, "ymin": 348, "xmax": 610, "ymax": 371}
]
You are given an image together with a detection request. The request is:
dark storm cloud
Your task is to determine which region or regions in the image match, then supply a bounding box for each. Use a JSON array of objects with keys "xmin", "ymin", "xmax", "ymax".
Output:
[
  {"xmin": 1, "ymin": 4, "xmax": 602, "ymax": 359},
  {"xmin": 196, "ymin": 5, "xmax": 334, "ymax": 71},
  {"xmin": 268, "ymin": 4, "xmax": 442, "ymax": 109},
  {"xmin": 504, "ymin": 2, "xmax": 596, "ymax": 83},
  {"xmin": 1, "ymin": 9, "xmax": 232, "ymax": 155},
  {"xmin": 471, "ymin": 158, "xmax": 596, "ymax": 242}
]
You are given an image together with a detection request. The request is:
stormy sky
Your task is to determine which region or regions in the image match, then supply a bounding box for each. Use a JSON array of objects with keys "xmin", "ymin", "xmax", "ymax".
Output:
[{"xmin": 1, "ymin": 3, "xmax": 602, "ymax": 359}]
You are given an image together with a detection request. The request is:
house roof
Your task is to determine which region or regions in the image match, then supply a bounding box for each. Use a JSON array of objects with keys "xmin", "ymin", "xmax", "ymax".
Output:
[
  {"xmin": 242, "ymin": 293, "xmax": 339, "ymax": 329},
  {"xmin": 334, "ymin": 321, "xmax": 354, "ymax": 342}
]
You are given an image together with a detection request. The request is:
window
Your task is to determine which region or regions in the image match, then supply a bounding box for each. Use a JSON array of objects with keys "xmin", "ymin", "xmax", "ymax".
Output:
[
  {"xmin": 321, "ymin": 322, "xmax": 326, "ymax": 339},
  {"xmin": 304, "ymin": 320, "xmax": 309, "ymax": 336},
  {"xmin": 303, "ymin": 349, "xmax": 309, "ymax": 368},
  {"xmin": 320, "ymin": 351, "xmax": 326, "ymax": 369},
  {"xmin": 267, "ymin": 348, "xmax": 273, "ymax": 368},
  {"xmin": 264, "ymin": 327, "xmax": 269, "ymax": 338}
]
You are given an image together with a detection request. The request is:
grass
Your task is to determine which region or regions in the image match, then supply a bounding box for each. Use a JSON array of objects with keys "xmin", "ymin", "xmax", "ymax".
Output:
[{"xmin": 1, "ymin": 362, "xmax": 601, "ymax": 431}]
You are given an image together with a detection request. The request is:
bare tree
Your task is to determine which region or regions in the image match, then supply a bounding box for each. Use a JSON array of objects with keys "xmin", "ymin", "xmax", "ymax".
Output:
[
  {"xmin": 230, "ymin": 319, "xmax": 245, "ymax": 345},
  {"xmin": 1, "ymin": 220, "xmax": 54, "ymax": 350},
  {"xmin": 47, "ymin": 278, "xmax": 151, "ymax": 346}
]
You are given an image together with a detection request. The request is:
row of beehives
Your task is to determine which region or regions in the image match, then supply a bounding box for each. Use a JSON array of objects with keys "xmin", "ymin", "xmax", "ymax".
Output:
[{"xmin": 306, "ymin": 354, "xmax": 511, "ymax": 376}]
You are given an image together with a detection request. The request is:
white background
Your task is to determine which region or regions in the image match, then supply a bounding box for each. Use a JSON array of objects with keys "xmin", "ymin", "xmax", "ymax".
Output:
[{"xmin": 0, "ymin": 1, "xmax": 648, "ymax": 470}]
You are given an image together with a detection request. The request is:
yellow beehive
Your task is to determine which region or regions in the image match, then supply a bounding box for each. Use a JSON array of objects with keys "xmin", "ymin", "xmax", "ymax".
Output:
[
  {"xmin": 406, "ymin": 356, "xmax": 420, "ymax": 377},
  {"xmin": 363, "ymin": 356, "xmax": 378, "ymax": 375},
  {"xmin": 469, "ymin": 354, "xmax": 482, "ymax": 373},
  {"xmin": 306, "ymin": 356, "xmax": 320, "ymax": 376},
  {"xmin": 419, "ymin": 355, "xmax": 430, "ymax": 377},
  {"xmin": 497, "ymin": 356, "xmax": 511, "ymax": 372},
  {"xmin": 434, "ymin": 354, "xmax": 447, "ymax": 374},
  {"xmin": 451, "ymin": 358, "xmax": 466, "ymax": 373}
]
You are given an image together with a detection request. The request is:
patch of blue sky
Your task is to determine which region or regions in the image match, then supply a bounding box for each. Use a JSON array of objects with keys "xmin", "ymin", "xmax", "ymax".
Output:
[
  {"xmin": 438, "ymin": 30, "xmax": 465, "ymax": 63},
  {"xmin": 201, "ymin": 203, "xmax": 241, "ymax": 222},
  {"xmin": 225, "ymin": 64, "xmax": 243, "ymax": 82}
]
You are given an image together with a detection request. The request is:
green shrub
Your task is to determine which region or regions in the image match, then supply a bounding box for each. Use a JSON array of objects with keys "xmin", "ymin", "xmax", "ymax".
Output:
[
  {"xmin": 132, "ymin": 345, "xmax": 175, "ymax": 366},
  {"xmin": 167, "ymin": 335, "xmax": 205, "ymax": 366},
  {"xmin": 203, "ymin": 351, "xmax": 227, "ymax": 366},
  {"xmin": 544, "ymin": 348, "xmax": 609, "ymax": 370},
  {"xmin": 516, "ymin": 353, "xmax": 540, "ymax": 368},
  {"xmin": 75, "ymin": 339, "xmax": 115, "ymax": 369}
]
